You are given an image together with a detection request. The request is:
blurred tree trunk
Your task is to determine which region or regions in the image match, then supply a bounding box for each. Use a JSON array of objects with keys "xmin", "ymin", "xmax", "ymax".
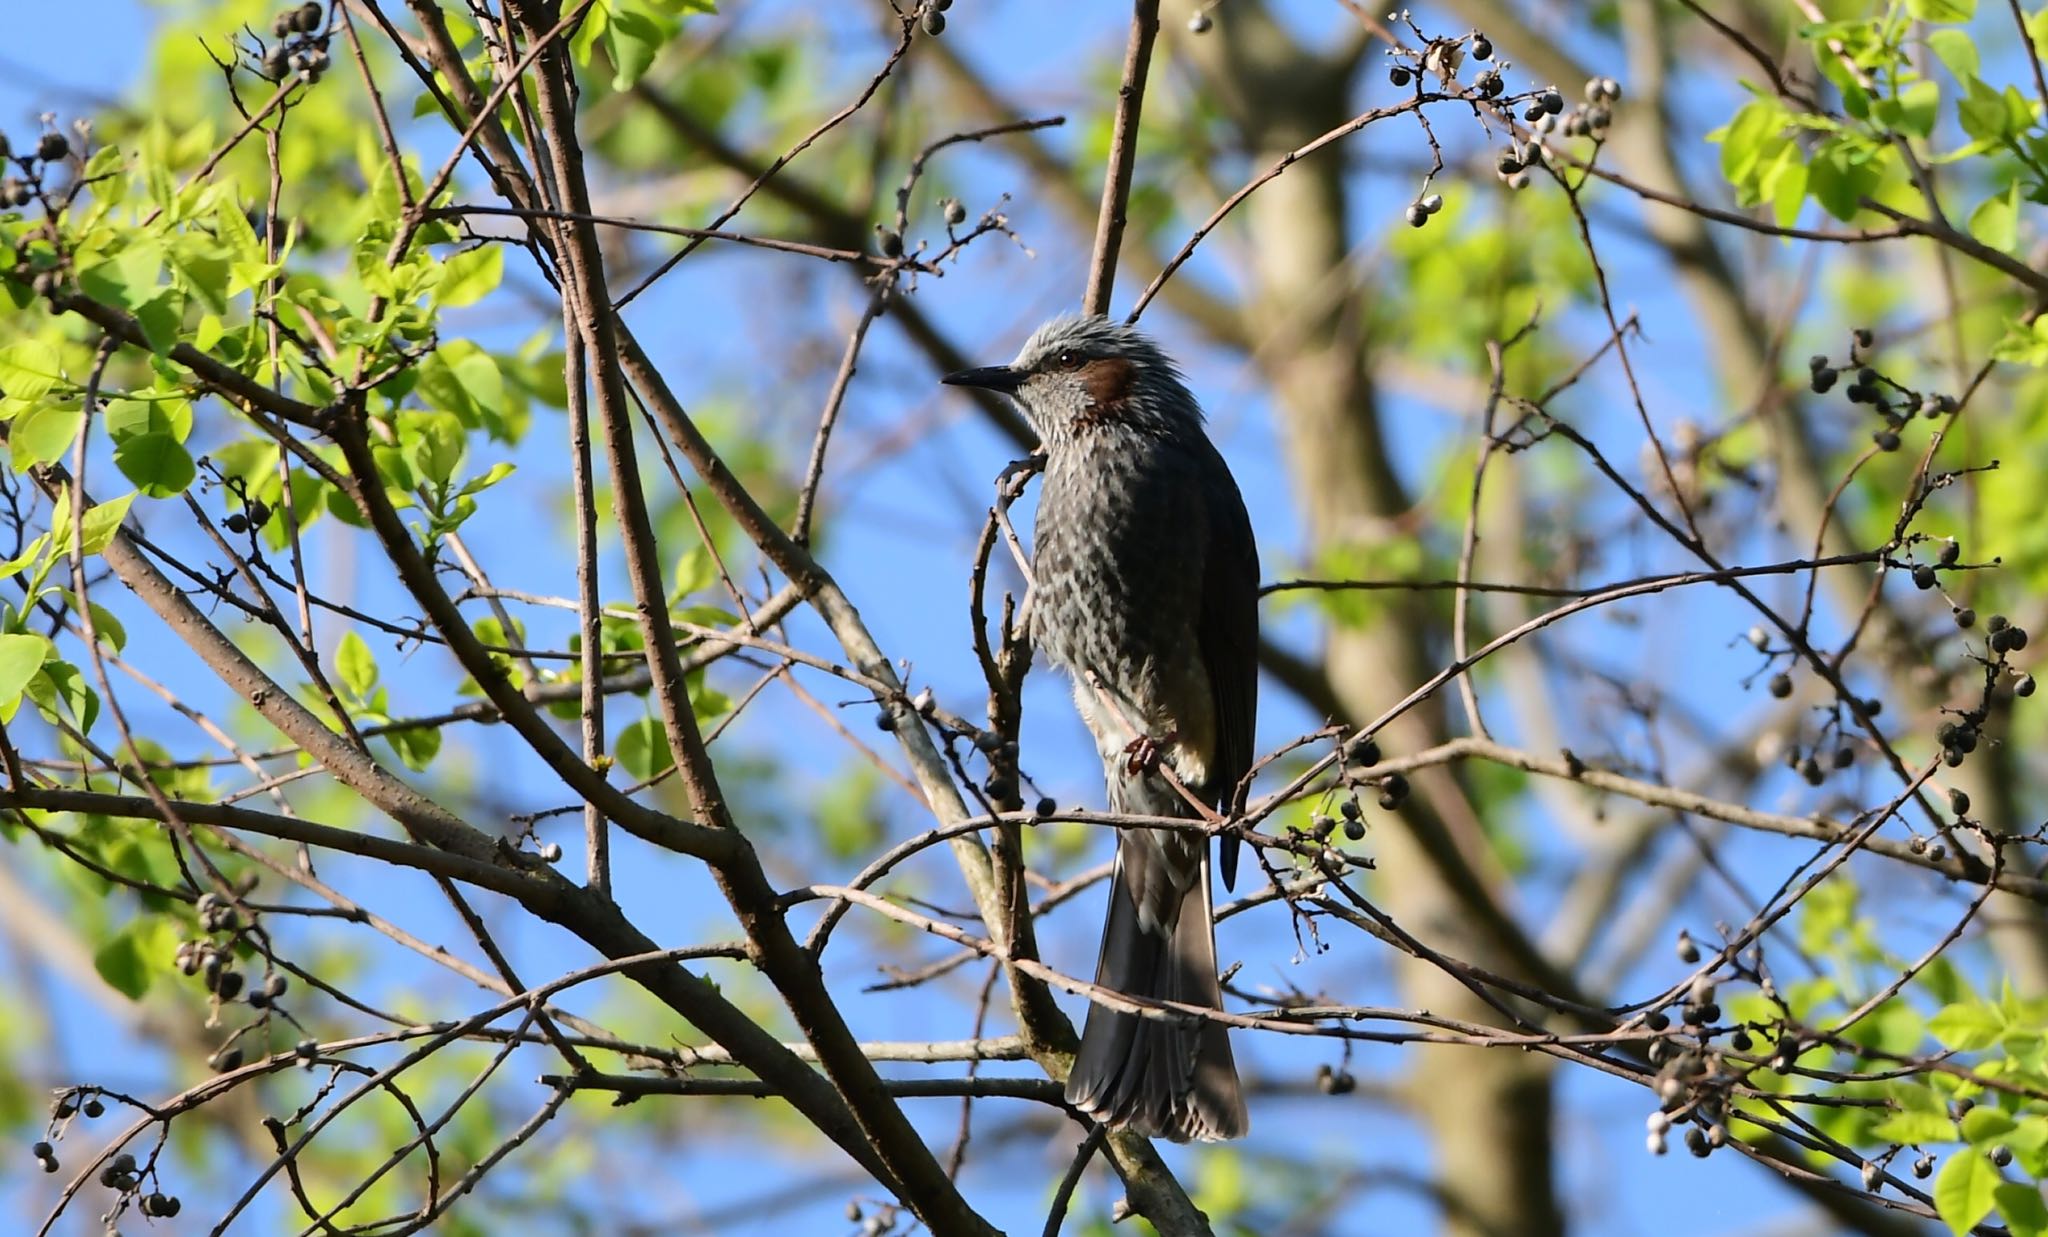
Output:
[{"xmin": 1173, "ymin": 5, "xmax": 1565, "ymax": 1235}]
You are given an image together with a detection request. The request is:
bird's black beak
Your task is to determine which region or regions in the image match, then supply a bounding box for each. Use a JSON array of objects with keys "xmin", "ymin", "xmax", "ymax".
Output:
[{"xmin": 942, "ymin": 365, "xmax": 1024, "ymax": 394}]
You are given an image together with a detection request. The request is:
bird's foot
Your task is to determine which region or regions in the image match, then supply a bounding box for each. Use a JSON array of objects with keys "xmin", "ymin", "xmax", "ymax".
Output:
[
  {"xmin": 1121, "ymin": 730, "xmax": 1179, "ymax": 777},
  {"xmin": 995, "ymin": 453, "xmax": 1046, "ymax": 502}
]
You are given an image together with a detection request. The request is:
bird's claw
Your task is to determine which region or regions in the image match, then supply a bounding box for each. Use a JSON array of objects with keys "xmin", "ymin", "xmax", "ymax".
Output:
[
  {"xmin": 1121, "ymin": 730, "xmax": 1178, "ymax": 777},
  {"xmin": 996, "ymin": 453, "xmax": 1046, "ymax": 502}
]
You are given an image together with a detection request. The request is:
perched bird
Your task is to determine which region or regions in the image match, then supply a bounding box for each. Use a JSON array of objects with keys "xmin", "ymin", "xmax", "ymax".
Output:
[{"xmin": 944, "ymin": 315, "xmax": 1256, "ymax": 1142}]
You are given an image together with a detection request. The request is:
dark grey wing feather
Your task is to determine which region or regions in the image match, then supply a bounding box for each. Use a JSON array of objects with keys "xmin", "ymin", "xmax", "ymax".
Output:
[{"xmin": 1193, "ymin": 438, "xmax": 1259, "ymax": 888}]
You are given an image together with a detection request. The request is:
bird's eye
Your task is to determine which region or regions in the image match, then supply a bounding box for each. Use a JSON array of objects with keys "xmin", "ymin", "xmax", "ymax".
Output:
[{"xmin": 1056, "ymin": 349, "xmax": 1081, "ymax": 369}]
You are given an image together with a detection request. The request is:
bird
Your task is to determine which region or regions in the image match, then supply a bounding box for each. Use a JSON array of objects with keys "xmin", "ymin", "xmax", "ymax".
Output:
[{"xmin": 944, "ymin": 314, "xmax": 1256, "ymax": 1142}]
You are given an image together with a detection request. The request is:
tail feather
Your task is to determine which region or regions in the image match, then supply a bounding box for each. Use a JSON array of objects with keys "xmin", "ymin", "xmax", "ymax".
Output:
[{"xmin": 1065, "ymin": 846, "xmax": 1248, "ymax": 1142}]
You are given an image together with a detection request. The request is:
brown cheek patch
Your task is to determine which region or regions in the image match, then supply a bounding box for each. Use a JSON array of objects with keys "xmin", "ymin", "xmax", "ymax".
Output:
[{"xmin": 1079, "ymin": 357, "xmax": 1136, "ymax": 411}]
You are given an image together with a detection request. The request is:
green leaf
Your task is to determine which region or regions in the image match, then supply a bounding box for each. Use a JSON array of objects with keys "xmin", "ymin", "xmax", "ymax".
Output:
[
  {"xmin": 1933, "ymin": 1001, "xmax": 2007, "ymax": 1050},
  {"xmin": 1897, "ymin": 78, "xmax": 1941, "ymax": 138},
  {"xmin": 92, "ymin": 926, "xmax": 153, "ymax": 1000},
  {"xmin": 435, "ymin": 245, "xmax": 503, "ymax": 308},
  {"xmin": 616, "ymin": 716, "xmax": 674, "ymax": 780},
  {"xmin": 0, "ymin": 633, "xmax": 52, "ymax": 715},
  {"xmin": 65, "ymin": 593, "xmax": 126, "ymax": 652},
  {"xmin": 1809, "ymin": 140, "xmax": 1882, "ymax": 221},
  {"xmin": 104, "ymin": 396, "xmax": 193, "ymax": 444},
  {"xmin": 1964, "ymin": 1105, "xmax": 2019, "ymax": 1145},
  {"xmin": 404, "ymin": 413, "xmax": 466, "ymax": 488},
  {"xmin": 58, "ymin": 490, "xmax": 136, "ymax": 557},
  {"xmin": 335, "ymin": 630, "xmax": 379, "ymax": 698},
  {"xmin": 385, "ymin": 724, "xmax": 440, "ymax": 772},
  {"xmin": 28, "ymin": 660, "xmax": 98, "ymax": 733},
  {"xmin": 1991, "ymin": 316, "xmax": 2048, "ymax": 366},
  {"xmin": 672, "ymin": 546, "xmax": 715, "ymax": 599},
  {"xmin": 606, "ymin": 5, "xmax": 665, "ymax": 90},
  {"xmin": 10, "ymin": 402, "xmax": 83, "ymax": 469},
  {"xmin": 1936, "ymin": 1150, "xmax": 2000, "ymax": 1235},
  {"xmin": 1872, "ymin": 1111, "xmax": 1961, "ymax": 1143},
  {"xmin": 1970, "ymin": 182, "xmax": 2022, "ymax": 251},
  {"xmin": 1909, "ymin": 0, "xmax": 1975, "ymax": 21},
  {"xmin": 1927, "ymin": 30, "xmax": 1979, "ymax": 81},
  {"xmin": 0, "ymin": 341, "xmax": 67, "ymax": 400},
  {"xmin": 1997, "ymin": 1183, "xmax": 2048, "ymax": 1237},
  {"xmin": 113, "ymin": 432, "xmax": 196, "ymax": 498},
  {"xmin": 1960, "ymin": 79, "xmax": 2019, "ymax": 143},
  {"xmin": 76, "ymin": 238, "xmax": 163, "ymax": 310}
]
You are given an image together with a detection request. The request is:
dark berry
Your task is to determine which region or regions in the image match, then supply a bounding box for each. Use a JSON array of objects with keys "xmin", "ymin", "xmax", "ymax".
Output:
[
  {"xmin": 1541, "ymin": 88, "xmax": 1564, "ymax": 114},
  {"xmin": 1808, "ymin": 354, "xmax": 1829, "ymax": 371},
  {"xmin": 215, "ymin": 969, "xmax": 244, "ymax": 1000},
  {"xmin": 1858, "ymin": 367, "xmax": 1878, "ymax": 387},
  {"xmin": 1810, "ymin": 367, "xmax": 1837, "ymax": 393},
  {"xmin": 920, "ymin": 10, "xmax": 945, "ymax": 35},
  {"xmin": 1496, "ymin": 149, "xmax": 1524, "ymax": 176},
  {"xmin": 2010, "ymin": 627, "xmax": 2029, "ymax": 651},
  {"xmin": 36, "ymin": 132, "xmax": 69, "ymax": 162},
  {"xmin": 273, "ymin": 10, "xmax": 295, "ymax": 37},
  {"xmin": 1405, "ymin": 203, "xmax": 1428, "ymax": 228},
  {"xmin": 1034, "ymin": 796, "xmax": 1056, "ymax": 817},
  {"xmin": 211, "ymin": 1047, "xmax": 244, "ymax": 1072},
  {"xmin": 1686, "ymin": 1126, "xmax": 1711, "ymax": 1157},
  {"xmin": 82, "ymin": 1098, "xmax": 103, "ymax": 1118},
  {"xmin": 1645, "ymin": 1011, "xmax": 1670, "ymax": 1031},
  {"xmin": 1346, "ymin": 734, "xmax": 1380, "ymax": 766},
  {"xmin": 1676, "ymin": 931, "xmax": 1699, "ymax": 963},
  {"xmin": 1955, "ymin": 607, "xmax": 1976, "ymax": 628},
  {"xmin": 1847, "ymin": 383, "xmax": 1874, "ymax": 404},
  {"xmin": 1768, "ymin": 673, "xmax": 1792, "ymax": 698},
  {"xmin": 1390, "ymin": 66, "xmax": 1412, "ymax": 88},
  {"xmin": 1339, "ymin": 798, "xmax": 1361, "ymax": 820},
  {"xmin": 40, "ymin": 1156, "xmax": 58, "ymax": 1173},
  {"xmin": 1988, "ymin": 614, "xmax": 2010, "ymax": 633},
  {"xmin": 877, "ymin": 227, "xmax": 902, "ymax": 258},
  {"xmin": 111, "ymin": 1152, "xmax": 135, "ymax": 1174},
  {"xmin": 1874, "ymin": 430, "xmax": 1900, "ymax": 451},
  {"xmin": 1833, "ymin": 745, "xmax": 1855, "ymax": 769},
  {"xmin": 262, "ymin": 47, "xmax": 291, "ymax": 80},
  {"xmin": 1940, "ymin": 540, "xmax": 1961, "ymax": 565},
  {"xmin": 1854, "ymin": 327, "xmax": 1874, "ymax": 349},
  {"xmin": 2016, "ymin": 673, "xmax": 2035, "ymax": 697},
  {"xmin": 294, "ymin": 1, "xmax": 323, "ymax": 32},
  {"xmin": 1948, "ymin": 788, "xmax": 1970, "ymax": 816},
  {"xmin": 943, "ymin": 198, "xmax": 966, "ymax": 226},
  {"xmin": 1994, "ymin": 1146, "xmax": 2014, "ymax": 1167},
  {"xmin": 1343, "ymin": 818, "xmax": 1365, "ymax": 841},
  {"xmin": 1472, "ymin": 36, "xmax": 1492, "ymax": 60},
  {"xmin": 982, "ymin": 774, "xmax": 1015, "ymax": 802},
  {"xmin": 1376, "ymin": 772, "xmax": 1409, "ymax": 808},
  {"xmin": 873, "ymin": 711, "xmax": 895, "ymax": 732},
  {"xmin": 1912, "ymin": 565, "xmax": 1936, "ymax": 590},
  {"xmin": 31, "ymin": 1140, "xmax": 52, "ymax": 1158}
]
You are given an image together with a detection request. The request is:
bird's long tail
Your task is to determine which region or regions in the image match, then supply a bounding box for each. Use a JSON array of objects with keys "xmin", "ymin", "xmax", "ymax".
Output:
[{"xmin": 1064, "ymin": 834, "xmax": 1247, "ymax": 1141}]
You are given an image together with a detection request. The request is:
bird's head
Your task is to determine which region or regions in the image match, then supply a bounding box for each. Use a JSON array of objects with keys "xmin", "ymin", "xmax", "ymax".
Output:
[{"xmin": 943, "ymin": 314, "xmax": 1201, "ymax": 447}]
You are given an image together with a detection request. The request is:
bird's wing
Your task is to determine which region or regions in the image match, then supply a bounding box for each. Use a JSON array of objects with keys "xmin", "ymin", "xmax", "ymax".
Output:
[{"xmin": 1194, "ymin": 440, "xmax": 1259, "ymax": 889}]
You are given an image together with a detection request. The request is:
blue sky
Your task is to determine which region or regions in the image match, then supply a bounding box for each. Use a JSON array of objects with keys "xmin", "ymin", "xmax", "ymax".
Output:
[{"xmin": 0, "ymin": 1, "xmax": 2008, "ymax": 1234}]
